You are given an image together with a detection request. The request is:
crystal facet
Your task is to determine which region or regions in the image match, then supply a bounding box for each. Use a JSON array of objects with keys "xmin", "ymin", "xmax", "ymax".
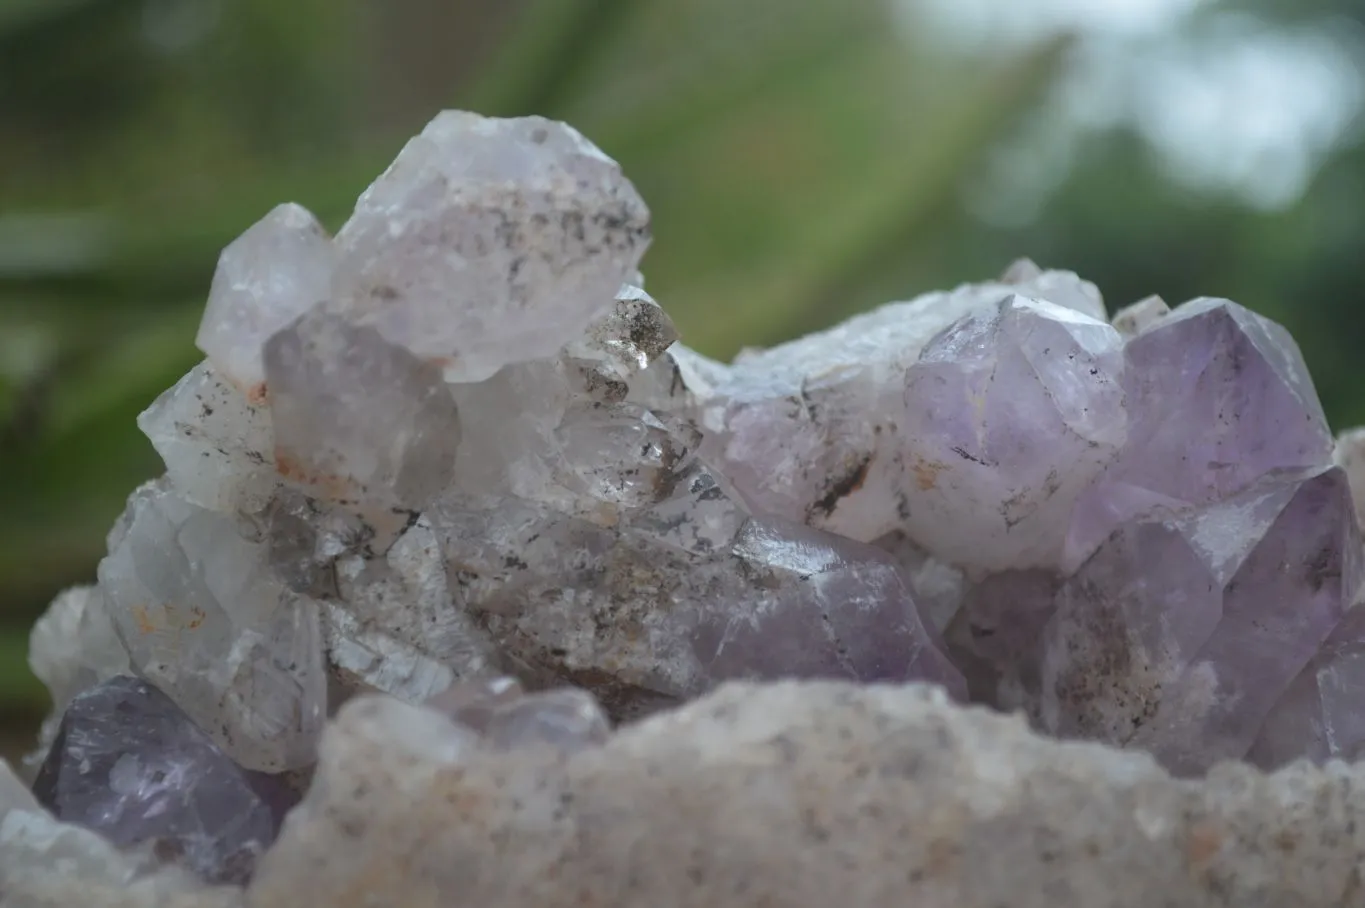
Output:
[
  {"xmin": 330, "ymin": 112, "xmax": 652, "ymax": 383},
  {"xmin": 196, "ymin": 202, "xmax": 335, "ymax": 395},
  {"xmin": 32, "ymin": 676, "xmax": 286, "ymax": 884}
]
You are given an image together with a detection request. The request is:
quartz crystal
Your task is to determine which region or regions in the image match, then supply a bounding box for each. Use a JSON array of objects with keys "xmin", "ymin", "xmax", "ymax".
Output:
[
  {"xmin": 1063, "ymin": 297, "xmax": 1334, "ymax": 572},
  {"xmin": 425, "ymin": 676, "xmax": 611, "ymax": 751},
  {"xmin": 137, "ymin": 361, "xmax": 278, "ymax": 514},
  {"xmin": 24, "ymin": 108, "xmax": 1365, "ymax": 891},
  {"xmin": 330, "ymin": 112, "xmax": 652, "ymax": 383},
  {"xmin": 1041, "ymin": 465, "xmax": 1362, "ymax": 775},
  {"xmin": 32, "ymin": 676, "xmax": 286, "ymax": 884},
  {"xmin": 263, "ymin": 308, "xmax": 461, "ymax": 510},
  {"xmin": 898, "ymin": 295, "xmax": 1126, "ymax": 572},
  {"xmin": 97, "ymin": 479, "xmax": 326, "ymax": 772},
  {"xmin": 693, "ymin": 265, "xmax": 1113, "ymax": 546},
  {"xmin": 196, "ymin": 203, "xmax": 335, "ymax": 395}
]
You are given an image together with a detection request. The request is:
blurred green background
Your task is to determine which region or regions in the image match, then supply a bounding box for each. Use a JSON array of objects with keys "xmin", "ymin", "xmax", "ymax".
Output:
[{"xmin": 1, "ymin": 0, "xmax": 1363, "ymax": 751}]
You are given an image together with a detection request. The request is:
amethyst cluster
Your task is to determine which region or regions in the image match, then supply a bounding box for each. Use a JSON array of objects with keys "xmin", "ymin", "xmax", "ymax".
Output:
[{"xmin": 14, "ymin": 110, "xmax": 1365, "ymax": 890}]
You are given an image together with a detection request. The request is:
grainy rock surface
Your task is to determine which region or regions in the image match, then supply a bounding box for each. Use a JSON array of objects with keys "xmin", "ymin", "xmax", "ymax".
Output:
[{"xmin": 246, "ymin": 681, "xmax": 1365, "ymax": 908}]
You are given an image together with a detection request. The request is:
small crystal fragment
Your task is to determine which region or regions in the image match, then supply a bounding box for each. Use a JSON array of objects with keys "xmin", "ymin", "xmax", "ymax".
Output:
[
  {"xmin": 138, "ymin": 361, "xmax": 278, "ymax": 514},
  {"xmin": 331, "ymin": 112, "xmax": 651, "ymax": 382},
  {"xmin": 28, "ymin": 585, "xmax": 129, "ymax": 717},
  {"xmin": 1111, "ymin": 294, "xmax": 1169, "ymax": 336},
  {"xmin": 426, "ymin": 677, "xmax": 610, "ymax": 751},
  {"xmin": 1332, "ymin": 426, "xmax": 1365, "ymax": 528},
  {"xmin": 32, "ymin": 676, "xmax": 285, "ymax": 884},
  {"xmin": 196, "ymin": 202, "xmax": 335, "ymax": 394}
]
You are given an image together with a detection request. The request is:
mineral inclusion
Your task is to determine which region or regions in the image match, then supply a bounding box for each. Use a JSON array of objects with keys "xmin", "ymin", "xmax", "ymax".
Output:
[{"xmin": 19, "ymin": 110, "xmax": 1365, "ymax": 887}]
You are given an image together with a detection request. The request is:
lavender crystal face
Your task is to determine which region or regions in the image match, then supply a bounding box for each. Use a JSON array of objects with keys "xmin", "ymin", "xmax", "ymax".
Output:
[
  {"xmin": 32, "ymin": 676, "xmax": 285, "ymax": 885},
  {"xmin": 1040, "ymin": 465, "xmax": 1362, "ymax": 775},
  {"xmin": 1063, "ymin": 298, "xmax": 1334, "ymax": 572},
  {"xmin": 693, "ymin": 264, "xmax": 1110, "ymax": 546},
  {"xmin": 899, "ymin": 295, "xmax": 1126, "ymax": 573}
]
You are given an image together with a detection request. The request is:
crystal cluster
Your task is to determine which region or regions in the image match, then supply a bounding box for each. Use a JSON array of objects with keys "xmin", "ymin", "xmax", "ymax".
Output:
[{"xmin": 18, "ymin": 109, "xmax": 1365, "ymax": 893}]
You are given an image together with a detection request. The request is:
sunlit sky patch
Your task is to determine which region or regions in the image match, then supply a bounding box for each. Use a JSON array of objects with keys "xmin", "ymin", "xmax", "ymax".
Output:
[{"xmin": 899, "ymin": 0, "xmax": 1365, "ymax": 214}]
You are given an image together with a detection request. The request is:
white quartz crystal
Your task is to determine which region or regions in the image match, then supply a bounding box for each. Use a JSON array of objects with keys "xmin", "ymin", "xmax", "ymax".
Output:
[
  {"xmin": 330, "ymin": 112, "xmax": 652, "ymax": 383},
  {"xmin": 137, "ymin": 361, "xmax": 278, "ymax": 514},
  {"xmin": 1111, "ymin": 294, "xmax": 1170, "ymax": 336},
  {"xmin": 96, "ymin": 479, "xmax": 326, "ymax": 771},
  {"xmin": 196, "ymin": 203, "xmax": 335, "ymax": 394}
]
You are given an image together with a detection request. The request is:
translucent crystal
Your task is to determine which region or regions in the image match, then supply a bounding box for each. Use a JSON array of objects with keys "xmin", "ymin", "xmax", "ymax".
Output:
[
  {"xmin": 28, "ymin": 585, "xmax": 129, "ymax": 717},
  {"xmin": 97, "ymin": 479, "xmax": 326, "ymax": 771},
  {"xmin": 327, "ymin": 514, "xmax": 497, "ymax": 698},
  {"xmin": 695, "ymin": 269, "xmax": 1116, "ymax": 544},
  {"xmin": 425, "ymin": 677, "xmax": 610, "ymax": 751},
  {"xmin": 1332, "ymin": 427, "xmax": 1365, "ymax": 529},
  {"xmin": 137, "ymin": 361, "xmax": 278, "ymax": 514},
  {"xmin": 32, "ymin": 676, "xmax": 284, "ymax": 884},
  {"xmin": 1249, "ymin": 604, "xmax": 1365, "ymax": 768},
  {"xmin": 196, "ymin": 202, "xmax": 335, "ymax": 394},
  {"xmin": 434, "ymin": 479, "xmax": 966, "ymax": 720},
  {"xmin": 330, "ymin": 112, "xmax": 651, "ymax": 382},
  {"xmin": 899, "ymin": 295, "xmax": 1126, "ymax": 572},
  {"xmin": 1111, "ymin": 294, "xmax": 1169, "ymax": 336},
  {"xmin": 263, "ymin": 308, "xmax": 461, "ymax": 509},
  {"xmin": 1063, "ymin": 297, "xmax": 1333, "ymax": 572},
  {"xmin": 1040, "ymin": 465, "xmax": 1362, "ymax": 776}
]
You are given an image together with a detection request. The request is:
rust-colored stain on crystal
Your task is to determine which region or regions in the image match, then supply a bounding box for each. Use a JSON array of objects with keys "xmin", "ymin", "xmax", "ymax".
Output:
[
  {"xmin": 131, "ymin": 604, "xmax": 156, "ymax": 635},
  {"xmin": 187, "ymin": 606, "xmax": 207, "ymax": 630},
  {"xmin": 911, "ymin": 457, "xmax": 947, "ymax": 491},
  {"xmin": 1185, "ymin": 820, "xmax": 1224, "ymax": 867},
  {"xmin": 274, "ymin": 452, "xmax": 356, "ymax": 501}
]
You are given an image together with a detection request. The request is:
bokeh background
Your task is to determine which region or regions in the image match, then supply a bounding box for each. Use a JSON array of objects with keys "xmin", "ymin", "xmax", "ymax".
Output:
[{"xmin": 2, "ymin": 0, "xmax": 1363, "ymax": 751}]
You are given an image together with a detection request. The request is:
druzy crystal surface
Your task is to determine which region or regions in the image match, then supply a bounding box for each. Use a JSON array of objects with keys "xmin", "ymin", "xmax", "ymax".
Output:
[{"xmin": 22, "ymin": 109, "xmax": 1365, "ymax": 894}]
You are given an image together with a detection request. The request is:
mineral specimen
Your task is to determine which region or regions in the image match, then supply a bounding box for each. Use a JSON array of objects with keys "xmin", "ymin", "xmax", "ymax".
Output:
[
  {"xmin": 32, "ymin": 676, "xmax": 287, "ymax": 885},
  {"xmin": 18, "ymin": 108, "xmax": 1365, "ymax": 903}
]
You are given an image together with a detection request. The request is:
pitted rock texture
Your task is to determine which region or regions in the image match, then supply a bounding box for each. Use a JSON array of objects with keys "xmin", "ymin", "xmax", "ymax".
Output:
[{"xmin": 247, "ymin": 682, "xmax": 1365, "ymax": 908}]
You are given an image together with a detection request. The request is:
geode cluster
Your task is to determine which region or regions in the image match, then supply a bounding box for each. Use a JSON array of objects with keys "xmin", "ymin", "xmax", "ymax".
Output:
[{"xmin": 9, "ymin": 110, "xmax": 1365, "ymax": 894}]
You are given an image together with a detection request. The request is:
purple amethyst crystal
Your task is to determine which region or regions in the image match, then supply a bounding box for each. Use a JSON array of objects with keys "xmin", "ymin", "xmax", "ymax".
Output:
[
  {"xmin": 32, "ymin": 675, "xmax": 290, "ymax": 884},
  {"xmin": 1040, "ymin": 465, "xmax": 1362, "ymax": 776},
  {"xmin": 1063, "ymin": 298, "xmax": 1333, "ymax": 572}
]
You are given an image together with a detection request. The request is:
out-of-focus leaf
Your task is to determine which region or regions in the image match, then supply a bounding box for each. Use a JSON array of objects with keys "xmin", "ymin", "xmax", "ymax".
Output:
[
  {"xmin": 0, "ymin": 305, "xmax": 201, "ymax": 616},
  {"xmin": 560, "ymin": 0, "xmax": 888, "ymax": 156},
  {"xmin": 661, "ymin": 34, "xmax": 1073, "ymax": 356},
  {"xmin": 462, "ymin": 0, "xmax": 639, "ymax": 117}
]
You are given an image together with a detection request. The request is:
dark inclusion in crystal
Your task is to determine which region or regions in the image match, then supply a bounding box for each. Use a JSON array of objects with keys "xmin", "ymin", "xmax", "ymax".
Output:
[{"xmin": 31, "ymin": 675, "xmax": 294, "ymax": 885}]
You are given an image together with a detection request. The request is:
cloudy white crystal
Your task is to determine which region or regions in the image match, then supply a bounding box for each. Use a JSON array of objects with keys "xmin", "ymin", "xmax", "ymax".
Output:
[
  {"xmin": 96, "ymin": 479, "xmax": 326, "ymax": 772},
  {"xmin": 330, "ymin": 112, "xmax": 651, "ymax": 383},
  {"xmin": 196, "ymin": 202, "xmax": 335, "ymax": 394}
]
